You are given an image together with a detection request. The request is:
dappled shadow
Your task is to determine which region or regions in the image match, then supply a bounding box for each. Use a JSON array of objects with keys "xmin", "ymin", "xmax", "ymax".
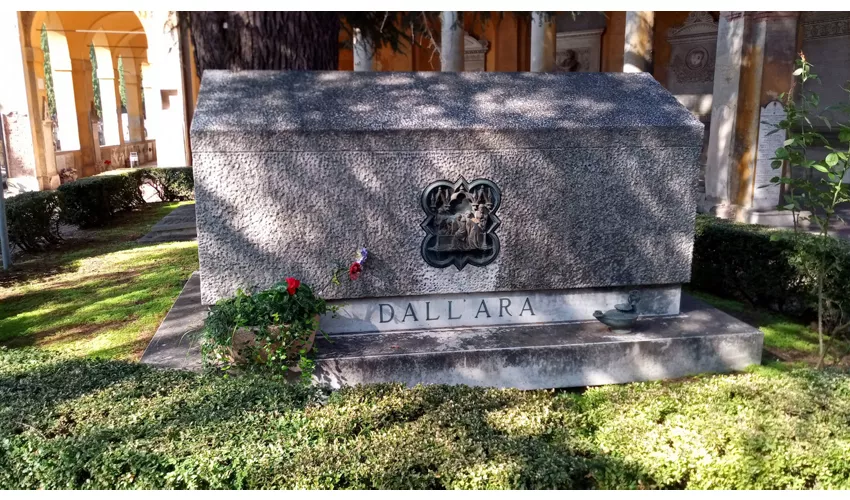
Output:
[
  {"xmin": 3, "ymin": 350, "xmax": 847, "ymax": 489},
  {"xmin": 1, "ymin": 202, "xmax": 189, "ymax": 288},
  {"xmin": 192, "ymin": 71, "xmax": 702, "ymax": 307},
  {"xmin": 0, "ymin": 244, "xmax": 196, "ymax": 357}
]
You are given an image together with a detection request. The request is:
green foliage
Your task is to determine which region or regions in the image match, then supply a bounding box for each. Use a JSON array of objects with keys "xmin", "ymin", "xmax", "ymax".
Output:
[
  {"xmin": 40, "ymin": 24, "xmax": 56, "ymax": 121},
  {"xmin": 137, "ymin": 167, "xmax": 194, "ymax": 202},
  {"xmin": 692, "ymin": 215, "xmax": 850, "ymax": 362},
  {"xmin": 4, "ymin": 191, "xmax": 62, "ymax": 252},
  {"xmin": 0, "ymin": 202, "xmax": 198, "ymax": 359},
  {"xmin": 89, "ymin": 44, "xmax": 102, "ymax": 119},
  {"xmin": 1, "ymin": 347, "xmax": 850, "ymax": 489},
  {"xmin": 692, "ymin": 215, "xmax": 805, "ymax": 314},
  {"xmin": 117, "ymin": 55, "xmax": 127, "ymax": 113},
  {"xmin": 57, "ymin": 173, "xmax": 145, "ymax": 228},
  {"xmin": 5, "ymin": 169, "xmax": 193, "ymax": 252},
  {"xmin": 768, "ymin": 55, "xmax": 850, "ymax": 366},
  {"xmin": 768, "ymin": 56, "xmax": 850, "ymax": 233},
  {"xmin": 202, "ymin": 279, "xmax": 332, "ymax": 377}
]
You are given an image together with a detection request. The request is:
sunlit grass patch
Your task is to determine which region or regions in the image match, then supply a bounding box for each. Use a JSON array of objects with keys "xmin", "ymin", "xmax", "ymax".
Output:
[{"xmin": 0, "ymin": 203, "xmax": 199, "ymax": 360}]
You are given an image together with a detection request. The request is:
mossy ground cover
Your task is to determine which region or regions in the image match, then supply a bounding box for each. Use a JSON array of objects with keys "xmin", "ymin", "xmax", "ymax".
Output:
[
  {"xmin": 1, "ymin": 207, "xmax": 849, "ymax": 489},
  {"xmin": 1, "ymin": 348, "xmax": 848, "ymax": 489}
]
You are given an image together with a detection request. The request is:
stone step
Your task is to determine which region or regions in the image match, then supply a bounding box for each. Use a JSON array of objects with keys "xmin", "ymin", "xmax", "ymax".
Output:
[{"xmin": 312, "ymin": 295, "xmax": 763, "ymax": 389}]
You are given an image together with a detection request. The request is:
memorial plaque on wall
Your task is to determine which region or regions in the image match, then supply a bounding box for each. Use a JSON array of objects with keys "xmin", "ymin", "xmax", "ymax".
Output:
[
  {"xmin": 666, "ymin": 12, "xmax": 718, "ymax": 98},
  {"xmin": 753, "ymin": 101, "xmax": 785, "ymax": 211}
]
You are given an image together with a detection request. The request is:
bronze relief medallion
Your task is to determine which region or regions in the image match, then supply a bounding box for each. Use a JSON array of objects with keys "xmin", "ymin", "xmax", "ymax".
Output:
[{"xmin": 420, "ymin": 177, "xmax": 501, "ymax": 269}]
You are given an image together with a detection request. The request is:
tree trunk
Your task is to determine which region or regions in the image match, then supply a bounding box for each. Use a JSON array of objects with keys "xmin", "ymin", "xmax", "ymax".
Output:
[{"xmin": 187, "ymin": 12, "xmax": 340, "ymax": 76}]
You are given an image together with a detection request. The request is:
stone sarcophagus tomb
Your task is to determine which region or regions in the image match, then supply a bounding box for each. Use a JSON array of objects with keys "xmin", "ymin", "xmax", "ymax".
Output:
[{"xmin": 191, "ymin": 71, "xmax": 763, "ymax": 389}]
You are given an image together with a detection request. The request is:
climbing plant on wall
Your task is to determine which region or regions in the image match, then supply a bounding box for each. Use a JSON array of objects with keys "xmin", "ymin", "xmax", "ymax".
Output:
[
  {"xmin": 40, "ymin": 24, "xmax": 56, "ymax": 121},
  {"xmin": 89, "ymin": 44, "xmax": 102, "ymax": 120},
  {"xmin": 118, "ymin": 55, "xmax": 127, "ymax": 114}
]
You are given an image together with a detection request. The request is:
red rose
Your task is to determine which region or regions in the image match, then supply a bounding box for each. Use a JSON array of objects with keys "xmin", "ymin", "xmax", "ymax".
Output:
[
  {"xmin": 285, "ymin": 277, "xmax": 300, "ymax": 295},
  {"xmin": 349, "ymin": 262, "xmax": 362, "ymax": 281}
]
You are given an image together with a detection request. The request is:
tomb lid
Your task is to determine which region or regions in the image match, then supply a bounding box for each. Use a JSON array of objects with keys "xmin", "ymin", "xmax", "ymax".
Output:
[{"xmin": 191, "ymin": 70, "xmax": 704, "ymax": 152}]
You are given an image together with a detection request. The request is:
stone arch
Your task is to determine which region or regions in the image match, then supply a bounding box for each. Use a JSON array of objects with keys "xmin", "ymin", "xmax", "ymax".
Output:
[{"xmin": 30, "ymin": 12, "xmax": 81, "ymax": 151}]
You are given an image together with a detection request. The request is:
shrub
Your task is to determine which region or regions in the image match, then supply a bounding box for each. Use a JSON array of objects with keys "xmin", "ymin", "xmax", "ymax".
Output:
[
  {"xmin": 137, "ymin": 167, "xmax": 194, "ymax": 202},
  {"xmin": 4, "ymin": 191, "xmax": 62, "ymax": 252},
  {"xmin": 57, "ymin": 173, "xmax": 145, "ymax": 228},
  {"xmin": 692, "ymin": 215, "xmax": 850, "ymax": 356},
  {"xmin": 1, "ymin": 347, "xmax": 850, "ymax": 489}
]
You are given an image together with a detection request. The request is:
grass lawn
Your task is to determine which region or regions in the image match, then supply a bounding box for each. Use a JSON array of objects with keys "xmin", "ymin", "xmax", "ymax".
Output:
[
  {"xmin": 689, "ymin": 290, "xmax": 850, "ymax": 368},
  {"xmin": 1, "ymin": 207, "xmax": 849, "ymax": 489},
  {"xmin": 0, "ymin": 202, "xmax": 199, "ymax": 360}
]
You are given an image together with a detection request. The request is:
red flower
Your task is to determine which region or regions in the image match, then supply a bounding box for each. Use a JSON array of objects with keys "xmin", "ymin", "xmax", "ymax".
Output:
[
  {"xmin": 104, "ymin": 160, "xmax": 112, "ymax": 165},
  {"xmin": 349, "ymin": 262, "xmax": 362, "ymax": 281},
  {"xmin": 285, "ymin": 277, "xmax": 300, "ymax": 295}
]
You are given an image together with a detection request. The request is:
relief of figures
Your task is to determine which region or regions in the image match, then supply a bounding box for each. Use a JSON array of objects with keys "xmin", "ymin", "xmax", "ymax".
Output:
[
  {"xmin": 428, "ymin": 184, "xmax": 494, "ymax": 252},
  {"xmin": 420, "ymin": 177, "xmax": 502, "ymax": 269}
]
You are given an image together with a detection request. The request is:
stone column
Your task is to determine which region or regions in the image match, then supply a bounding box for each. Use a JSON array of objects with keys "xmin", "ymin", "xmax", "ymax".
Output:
[
  {"xmin": 141, "ymin": 63, "xmax": 157, "ymax": 141},
  {"xmin": 703, "ymin": 12, "xmax": 802, "ymax": 224},
  {"xmin": 623, "ymin": 11, "xmax": 654, "ymax": 72},
  {"xmin": 122, "ymin": 61, "xmax": 144, "ymax": 142},
  {"xmin": 14, "ymin": 12, "xmax": 50, "ymax": 191},
  {"xmin": 441, "ymin": 12, "xmax": 464, "ymax": 71},
  {"xmin": 113, "ymin": 62, "xmax": 126, "ymax": 145},
  {"xmin": 40, "ymin": 112, "xmax": 59, "ymax": 189},
  {"xmin": 353, "ymin": 28, "xmax": 375, "ymax": 71},
  {"xmin": 530, "ymin": 11, "xmax": 556, "ymax": 72},
  {"xmin": 72, "ymin": 58, "xmax": 96, "ymax": 167},
  {"xmin": 704, "ymin": 12, "xmax": 745, "ymax": 215}
]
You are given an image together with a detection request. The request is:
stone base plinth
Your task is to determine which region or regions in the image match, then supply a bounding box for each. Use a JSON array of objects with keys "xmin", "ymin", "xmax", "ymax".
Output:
[{"xmin": 313, "ymin": 295, "xmax": 763, "ymax": 389}]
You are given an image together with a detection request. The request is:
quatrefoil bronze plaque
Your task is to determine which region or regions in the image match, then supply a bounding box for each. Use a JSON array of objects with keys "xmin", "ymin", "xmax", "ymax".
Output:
[{"xmin": 420, "ymin": 177, "xmax": 501, "ymax": 270}]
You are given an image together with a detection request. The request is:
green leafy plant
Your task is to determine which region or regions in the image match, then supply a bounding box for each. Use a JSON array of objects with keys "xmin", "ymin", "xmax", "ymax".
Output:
[
  {"xmin": 201, "ymin": 277, "xmax": 332, "ymax": 380},
  {"xmin": 137, "ymin": 167, "xmax": 194, "ymax": 201},
  {"xmin": 57, "ymin": 173, "xmax": 145, "ymax": 228},
  {"xmin": 768, "ymin": 53, "xmax": 850, "ymax": 367},
  {"xmin": 201, "ymin": 249, "xmax": 368, "ymax": 380},
  {"xmin": 692, "ymin": 215, "xmax": 850, "ymax": 366},
  {"xmin": 3, "ymin": 346, "xmax": 850, "ymax": 489},
  {"xmin": 5, "ymin": 191, "xmax": 62, "ymax": 252}
]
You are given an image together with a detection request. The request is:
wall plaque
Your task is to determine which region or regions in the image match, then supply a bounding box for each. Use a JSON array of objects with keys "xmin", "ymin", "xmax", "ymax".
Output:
[{"xmin": 420, "ymin": 177, "xmax": 501, "ymax": 269}]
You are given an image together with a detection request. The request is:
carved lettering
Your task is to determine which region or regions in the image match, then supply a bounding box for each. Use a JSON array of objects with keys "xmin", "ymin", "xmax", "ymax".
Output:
[
  {"xmin": 520, "ymin": 298, "xmax": 536, "ymax": 316},
  {"xmin": 448, "ymin": 300, "xmax": 462, "ymax": 320},
  {"xmin": 426, "ymin": 301, "xmax": 440, "ymax": 321},
  {"xmin": 379, "ymin": 304, "xmax": 395, "ymax": 323},
  {"xmin": 402, "ymin": 303, "xmax": 418, "ymax": 322},
  {"xmin": 499, "ymin": 298, "xmax": 512, "ymax": 317},
  {"xmin": 475, "ymin": 300, "xmax": 491, "ymax": 318}
]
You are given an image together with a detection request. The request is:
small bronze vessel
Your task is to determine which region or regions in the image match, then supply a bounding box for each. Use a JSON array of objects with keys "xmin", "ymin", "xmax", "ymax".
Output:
[{"xmin": 593, "ymin": 290, "xmax": 641, "ymax": 333}]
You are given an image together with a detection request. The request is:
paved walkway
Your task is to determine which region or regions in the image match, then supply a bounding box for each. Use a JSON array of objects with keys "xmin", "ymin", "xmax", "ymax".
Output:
[
  {"xmin": 140, "ymin": 271, "xmax": 204, "ymax": 371},
  {"xmin": 137, "ymin": 203, "xmax": 197, "ymax": 244}
]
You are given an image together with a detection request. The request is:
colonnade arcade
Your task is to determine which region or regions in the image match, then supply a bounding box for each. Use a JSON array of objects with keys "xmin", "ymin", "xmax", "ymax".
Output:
[{"xmin": 1, "ymin": 11, "xmax": 191, "ymax": 192}]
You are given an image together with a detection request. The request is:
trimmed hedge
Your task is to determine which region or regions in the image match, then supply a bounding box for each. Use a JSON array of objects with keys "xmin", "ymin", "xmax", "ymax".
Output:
[
  {"xmin": 138, "ymin": 167, "xmax": 194, "ymax": 202},
  {"xmin": 5, "ymin": 191, "xmax": 62, "ymax": 252},
  {"xmin": 1, "ymin": 347, "xmax": 849, "ymax": 489},
  {"xmin": 57, "ymin": 174, "xmax": 146, "ymax": 228},
  {"xmin": 692, "ymin": 214, "xmax": 850, "ymax": 331}
]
